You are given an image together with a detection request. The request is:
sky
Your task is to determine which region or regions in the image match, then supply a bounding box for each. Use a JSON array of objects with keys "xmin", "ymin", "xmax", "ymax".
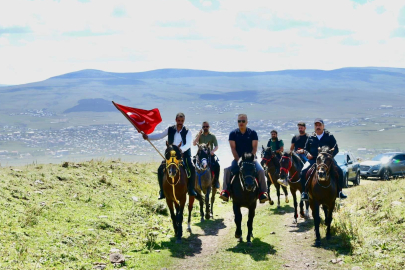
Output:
[{"xmin": 0, "ymin": 0, "xmax": 405, "ymax": 85}]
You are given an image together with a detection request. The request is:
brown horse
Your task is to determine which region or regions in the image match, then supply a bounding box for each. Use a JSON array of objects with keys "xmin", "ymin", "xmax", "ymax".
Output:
[
  {"xmin": 261, "ymin": 146, "xmax": 289, "ymax": 208},
  {"xmin": 187, "ymin": 143, "xmax": 216, "ymax": 230},
  {"xmin": 308, "ymin": 146, "xmax": 338, "ymax": 247},
  {"xmin": 279, "ymin": 151, "xmax": 310, "ymax": 224},
  {"xmin": 163, "ymin": 142, "xmax": 194, "ymax": 244}
]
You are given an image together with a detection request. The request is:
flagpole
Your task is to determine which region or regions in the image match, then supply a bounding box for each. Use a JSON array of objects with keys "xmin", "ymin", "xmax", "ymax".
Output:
[{"xmin": 112, "ymin": 101, "xmax": 165, "ymax": 160}]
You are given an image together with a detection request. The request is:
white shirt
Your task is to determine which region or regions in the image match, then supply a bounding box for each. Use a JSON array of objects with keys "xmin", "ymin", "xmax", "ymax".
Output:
[
  {"xmin": 148, "ymin": 126, "xmax": 192, "ymax": 153},
  {"xmin": 316, "ymin": 131, "xmax": 324, "ymax": 141}
]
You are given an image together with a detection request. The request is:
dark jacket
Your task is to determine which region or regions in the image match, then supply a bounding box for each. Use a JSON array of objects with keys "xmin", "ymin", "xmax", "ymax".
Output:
[
  {"xmin": 168, "ymin": 125, "xmax": 191, "ymax": 157},
  {"xmin": 304, "ymin": 130, "xmax": 339, "ymax": 158}
]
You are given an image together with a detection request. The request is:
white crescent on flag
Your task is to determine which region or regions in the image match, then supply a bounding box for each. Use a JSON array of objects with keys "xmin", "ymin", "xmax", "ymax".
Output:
[{"xmin": 127, "ymin": 112, "xmax": 146, "ymax": 125}]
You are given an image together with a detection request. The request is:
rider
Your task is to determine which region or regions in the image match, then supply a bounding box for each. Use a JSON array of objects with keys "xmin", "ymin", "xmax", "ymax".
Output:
[
  {"xmin": 290, "ymin": 122, "xmax": 309, "ymax": 163},
  {"xmin": 142, "ymin": 112, "xmax": 198, "ymax": 200},
  {"xmin": 193, "ymin": 121, "xmax": 220, "ymax": 189},
  {"xmin": 267, "ymin": 130, "xmax": 283, "ymax": 175},
  {"xmin": 219, "ymin": 114, "xmax": 269, "ymax": 203},
  {"xmin": 300, "ymin": 118, "xmax": 347, "ymax": 201}
]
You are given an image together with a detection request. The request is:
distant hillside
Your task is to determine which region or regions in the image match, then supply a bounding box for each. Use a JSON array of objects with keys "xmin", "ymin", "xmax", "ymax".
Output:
[{"xmin": 0, "ymin": 67, "xmax": 405, "ymax": 127}]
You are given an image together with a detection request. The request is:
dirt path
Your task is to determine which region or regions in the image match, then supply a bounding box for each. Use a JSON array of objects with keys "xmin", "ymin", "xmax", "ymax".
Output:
[{"xmin": 175, "ymin": 188, "xmax": 354, "ymax": 270}]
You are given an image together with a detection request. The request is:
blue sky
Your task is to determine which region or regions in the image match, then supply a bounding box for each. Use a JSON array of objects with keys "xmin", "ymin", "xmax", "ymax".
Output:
[{"xmin": 0, "ymin": 0, "xmax": 404, "ymax": 84}]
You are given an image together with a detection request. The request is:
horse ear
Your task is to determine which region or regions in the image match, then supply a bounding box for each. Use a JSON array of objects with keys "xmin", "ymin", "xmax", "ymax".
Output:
[
  {"xmin": 329, "ymin": 148, "xmax": 335, "ymax": 154},
  {"xmin": 262, "ymin": 145, "xmax": 265, "ymax": 151},
  {"xmin": 166, "ymin": 141, "xmax": 169, "ymax": 147},
  {"xmin": 318, "ymin": 147, "xmax": 321, "ymax": 154},
  {"xmin": 178, "ymin": 142, "xmax": 182, "ymax": 148},
  {"xmin": 207, "ymin": 142, "xmax": 211, "ymax": 149}
]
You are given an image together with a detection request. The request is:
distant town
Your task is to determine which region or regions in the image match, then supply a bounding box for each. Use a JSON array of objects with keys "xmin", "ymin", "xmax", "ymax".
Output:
[{"xmin": 1, "ymin": 107, "xmax": 404, "ymax": 165}]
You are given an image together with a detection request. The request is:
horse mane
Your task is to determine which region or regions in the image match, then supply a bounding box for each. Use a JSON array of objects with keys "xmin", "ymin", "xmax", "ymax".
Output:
[
  {"xmin": 165, "ymin": 144, "xmax": 182, "ymax": 160},
  {"xmin": 242, "ymin": 152, "xmax": 254, "ymax": 162}
]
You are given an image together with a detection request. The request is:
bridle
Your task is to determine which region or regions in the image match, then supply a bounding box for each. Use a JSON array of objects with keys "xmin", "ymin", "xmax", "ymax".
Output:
[
  {"xmin": 239, "ymin": 161, "xmax": 257, "ymax": 191},
  {"xmin": 195, "ymin": 146, "xmax": 210, "ymax": 171},
  {"xmin": 261, "ymin": 149, "xmax": 275, "ymax": 168},
  {"xmin": 280, "ymin": 155, "xmax": 300, "ymax": 183},
  {"xmin": 165, "ymin": 149, "xmax": 182, "ymax": 204},
  {"xmin": 315, "ymin": 152, "xmax": 333, "ymax": 189}
]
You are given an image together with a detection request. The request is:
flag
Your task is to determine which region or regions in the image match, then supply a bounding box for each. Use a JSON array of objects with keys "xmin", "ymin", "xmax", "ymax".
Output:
[{"xmin": 112, "ymin": 101, "xmax": 162, "ymax": 134}]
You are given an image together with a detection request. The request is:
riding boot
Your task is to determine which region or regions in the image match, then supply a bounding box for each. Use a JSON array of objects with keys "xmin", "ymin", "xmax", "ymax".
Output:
[
  {"xmin": 157, "ymin": 165, "xmax": 165, "ymax": 200},
  {"xmin": 300, "ymin": 174, "xmax": 309, "ymax": 201},
  {"xmin": 333, "ymin": 162, "xmax": 347, "ymax": 199},
  {"xmin": 213, "ymin": 164, "xmax": 220, "ymax": 189},
  {"xmin": 187, "ymin": 170, "xmax": 198, "ymax": 197}
]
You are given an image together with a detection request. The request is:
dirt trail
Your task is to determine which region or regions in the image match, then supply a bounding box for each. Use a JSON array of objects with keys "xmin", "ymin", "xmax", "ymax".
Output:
[{"xmin": 176, "ymin": 192, "xmax": 350, "ymax": 270}]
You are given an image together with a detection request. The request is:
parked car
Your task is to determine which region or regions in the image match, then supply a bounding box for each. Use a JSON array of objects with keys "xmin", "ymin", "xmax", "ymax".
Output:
[
  {"xmin": 359, "ymin": 152, "xmax": 405, "ymax": 180},
  {"xmin": 335, "ymin": 151, "xmax": 361, "ymax": 187}
]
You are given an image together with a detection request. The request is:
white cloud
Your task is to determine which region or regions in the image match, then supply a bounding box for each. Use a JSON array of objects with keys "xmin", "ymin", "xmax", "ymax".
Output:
[{"xmin": 0, "ymin": 0, "xmax": 404, "ymax": 84}]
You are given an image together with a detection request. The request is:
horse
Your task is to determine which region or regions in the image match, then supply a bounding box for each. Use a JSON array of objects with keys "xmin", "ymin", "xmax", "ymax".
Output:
[
  {"xmin": 260, "ymin": 146, "xmax": 289, "ymax": 208},
  {"xmin": 230, "ymin": 153, "xmax": 260, "ymax": 246},
  {"xmin": 279, "ymin": 151, "xmax": 310, "ymax": 224},
  {"xmin": 163, "ymin": 142, "xmax": 193, "ymax": 243},
  {"xmin": 308, "ymin": 146, "xmax": 338, "ymax": 247},
  {"xmin": 187, "ymin": 143, "xmax": 217, "ymax": 229}
]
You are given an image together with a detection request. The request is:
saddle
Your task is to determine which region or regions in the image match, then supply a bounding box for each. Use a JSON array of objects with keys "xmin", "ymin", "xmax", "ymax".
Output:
[{"xmin": 306, "ymin": 163, "xmax": 316, "ymax": 181}]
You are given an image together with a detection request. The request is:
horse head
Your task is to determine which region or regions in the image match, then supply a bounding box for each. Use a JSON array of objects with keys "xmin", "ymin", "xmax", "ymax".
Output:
[
  {"xmin": 196, "ymin": 143, "xmax": 210, "ymax": 170},
  {"xmin": 239, "ymin": 153, "xmax": 257, "ymax": 192},
  {"xmin": 260, "ymin": 146, "xmax": 275, "ymax": 169},
  {"xmin": 165, "ymin": 141, "xmax": 182, "ymax": 178},
  {"xmin": 279, "ymin": 151, "xmax": 293, "ymax": 179},
  {"xmin": 316, "ymin": 146, "xmax": 334, "ymax": 181}
]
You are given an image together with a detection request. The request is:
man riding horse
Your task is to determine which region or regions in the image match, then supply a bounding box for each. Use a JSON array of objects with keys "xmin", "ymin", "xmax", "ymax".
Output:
[
  {"xmin": 300, "ymin": 118, "xmax": 347, "ymax": 201},
  {"xmin": 267, "ymin": 130, "xmax": 283, "ymax": 177},
  {"xmin": 219, "ymin": 114, "xmax": 269, "ymax": 203},
  {"xmin": 142, "ymin": 112, "xmax": 197, "ymax": 199},
  {"xmin": 193, "ymin": 121, "xmax": 220, "ymax": 189}
]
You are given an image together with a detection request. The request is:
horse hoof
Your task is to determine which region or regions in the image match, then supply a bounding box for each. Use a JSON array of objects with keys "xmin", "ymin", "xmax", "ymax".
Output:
[
  {"xmin": 315, "ymin": 240, "xmax": 321, "ymax": 247},
  {"xmin": 247, "ymin": 241, "xmax": 252, "ymax": 247},
  {"xmin": 205, "ymin": 215, "xmax": 210, "ymax": 220},
  {"xmin": 285, "ymin": 198, "xmax": 289, "ymax": 203},
  {"xmin": 239, "ymin": 237, "xmax": 243, "ymax": 242},
  {"xmin": 269, "ymin": 200, "xmax": 274, "ymax": 205},
  {"xmin": 300, "ymin": 213, "xmax": 305, "ymax": 218},
  {"xmin": 187, "ymin": 228, "xmax": 192, "ymax": 233},
  {"xmin": 293, "ymin": 219, "xmax": 297, "ymax": 224},
  {"xmin": 200, "ymin": 217, "xmax": 204, "ymax": 222},
  {"xmin": 176, "ymin": 239, "xmax": 182, "ymax": 244},
  {"xmin": 277, "ymin": 205, "xmax": 281, "ymax": 209},
  {"xmin": 326, "ymin": 234, "xmax": 331, "ymax": 240}
]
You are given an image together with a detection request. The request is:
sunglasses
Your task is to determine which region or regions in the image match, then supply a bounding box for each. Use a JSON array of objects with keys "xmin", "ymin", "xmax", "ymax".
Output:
[
  {"xmin": 202, "ymin": 126, "xmax": 209, "ymax": 128},
  {"xmin": 238, "ymin": 120, "xmax": 246, "ymax": 123}
]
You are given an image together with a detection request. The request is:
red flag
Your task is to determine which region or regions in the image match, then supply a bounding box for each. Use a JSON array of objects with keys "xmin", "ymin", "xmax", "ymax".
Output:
[{"xmin": 113, "ymin": 101, "xmax": 162, "ymax": 134}]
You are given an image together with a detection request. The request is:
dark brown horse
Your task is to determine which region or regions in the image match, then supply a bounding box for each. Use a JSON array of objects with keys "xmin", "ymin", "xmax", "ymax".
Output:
[
  {"xmin": 279, "ymin": 151, "xmax": 310, "ymax": 224},
  {"xmin": 308, "ymin": 146, "xmax": 338, "ymax": 247},
  {"xmin": 187, "ymin": 143, "xmax": 216, "ymax": 230},
  {"xmin": 231, "ymin": 153, "xmax": 259, "ymax": 246},
  {"xmin": 261, "ymin": 146, "xmax": 289, "ymax": 208},
  {"xmin": 163, "ymin": 143, "xmax": 194, "ymax": 243}
]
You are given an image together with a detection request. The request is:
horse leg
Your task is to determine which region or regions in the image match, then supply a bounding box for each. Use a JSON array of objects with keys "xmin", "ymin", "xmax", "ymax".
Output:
[
  {"xmin": 246, "ymin": 206, "xmax": 256, "ymax": 245},
  {"xmin": 187, "ymin": 196, "xmax": 195, "ymax": 233},
  {"xmin": 175, "ymin": 203, "xmax": 185, "ymax": 244},
  {"xmin": 305, "ymin": 201, "xmax": 309, "ymax": 218},
  {"xmin": 326, "ymin": 204, "xmax": 335, "ymax": 240},
  {"xmin": 198, "ymin": 190, "xmax": 205, "ymax": 222},
  {"xmin": 210, "ymin": 187, "xmax": 216, "ymax": 218},
  {"xmin": 283, "ymin": 185, "xmax": 289, "ymax": 203},
  {"xmin": 205, "ymin": 186, "xmax": 211, "ymax": 220},
  {"xmin": 233, "ymin": 203, "xmax": 243, "ymax": 241},
  {"xmin": 313, "ymin": 202, "xmax": 321, "ymax": 247},
  {"xmin": 267, "ymin": 180, "xmax": 274, "ymax": 205},
  {"xmin": 299, "ymin": 199, "xmax": 305, "ymax": 218},
  {"xmin": 292, "ymin": 191, "xmax": 298, "ymax": 224},
  {"xmin": 276, "ymin": 184, "xmax": 281, "ymax": 208},
  {"xmin": 167, "ymin": 199, "xmax": 177, "ymax": 237}
]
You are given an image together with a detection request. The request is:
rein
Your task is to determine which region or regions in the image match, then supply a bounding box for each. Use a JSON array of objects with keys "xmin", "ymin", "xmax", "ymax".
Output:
[
  {"xmin": 239, "ymin": 162, "xmax": 257, "ymax": 192},
  {"xmin": 280, "ymin": 156, "xmax": 300, "ymax": 183}
]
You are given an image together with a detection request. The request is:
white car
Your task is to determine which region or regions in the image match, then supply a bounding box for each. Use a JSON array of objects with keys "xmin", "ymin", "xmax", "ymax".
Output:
[{"xmin": 360, "ymin": 152, "xmax": 405, "ymax": 180}]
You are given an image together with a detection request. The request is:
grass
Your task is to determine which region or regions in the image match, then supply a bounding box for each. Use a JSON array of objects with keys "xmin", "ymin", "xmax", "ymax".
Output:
[
  {"xmin": 0, "ymin": 159, "xmax": 213, "ymax": 269},
  {"xmin": 332, "ymin": 179, "xmax": 405, "ymax": 269}
]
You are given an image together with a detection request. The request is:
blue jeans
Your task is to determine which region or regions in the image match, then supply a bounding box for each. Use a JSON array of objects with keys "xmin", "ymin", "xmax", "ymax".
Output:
[{"xmin": 298, "ymin": 153, "xmax": 308, "ymax": 163}]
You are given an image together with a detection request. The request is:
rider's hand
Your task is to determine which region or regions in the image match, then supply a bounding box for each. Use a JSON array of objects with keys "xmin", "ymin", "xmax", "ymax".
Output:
[
  {"xmin": 297, "ymin": 149, "xmax": 304, "ymax": 154},
  {"xmin": 210, "ymin": 151, "xmax": 215, "ymax": 156},
  {"xmin": 142, "ymin": 133, "xmax": 148, "ymax": 140},
  {"xmin": 307, "ymin": 153, "xmax": 313, "ymax": 160}
]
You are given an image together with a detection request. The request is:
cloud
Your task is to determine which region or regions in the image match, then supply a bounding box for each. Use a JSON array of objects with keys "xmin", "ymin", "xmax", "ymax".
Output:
[
  {"xmin": 0, "ymin": 0, "xmax": 404, "ymax": 85},
  {"xmin": 0, "ymin": 26, "xmax": 31, "ymax": 36}
]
